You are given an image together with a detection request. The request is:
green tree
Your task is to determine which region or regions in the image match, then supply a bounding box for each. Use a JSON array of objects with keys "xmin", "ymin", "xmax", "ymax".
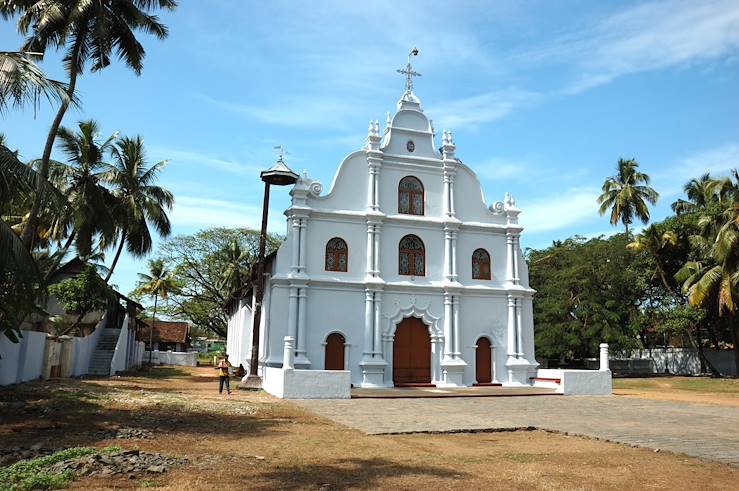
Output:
[
  {"xmin": 103, "ymin": 136, "xmax": 173, "ymax": 282},
  {"xmin": 0, "ymin": 51, "xmax": 71, "ymax": 114},
  {"xmin": 47, "ymin": 120, "xmax": 118, "ymax": 260},
  {"xmin": 671, "ymin": 173, "xmax": 719, "ymax": 215},
  {"xmin": 48, "ymin": 264, "xmax": 114, "ymax": 335},
  {"xmin": 528, "ymin": 233, "xmax": 650, "ymax": 362},
  {"xmin": 597, "ymin": 158, "xmax": 659, "ymax": 233},
  {"xmin": 155, "ymin": 228, "xmax": 282, "ymax": 337},
  {"xmin": 0, "ymin": 0, "xmax": 177, "ymax": 250},
  {"xmin": 134, "ymin": 258, "xmax": 177, "ymax": 361}
]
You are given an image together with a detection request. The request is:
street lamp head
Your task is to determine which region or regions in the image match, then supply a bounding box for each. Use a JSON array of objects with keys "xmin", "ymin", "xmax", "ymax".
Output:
[{"xmin": 260, "ymin": 158, "xmax": 299, "ymax": 186}]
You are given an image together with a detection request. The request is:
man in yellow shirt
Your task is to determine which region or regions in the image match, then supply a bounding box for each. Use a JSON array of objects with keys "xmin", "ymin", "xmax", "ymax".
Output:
[{"xmin": 216, "ymin": 354, "xmax": 233, "ymax": 395}]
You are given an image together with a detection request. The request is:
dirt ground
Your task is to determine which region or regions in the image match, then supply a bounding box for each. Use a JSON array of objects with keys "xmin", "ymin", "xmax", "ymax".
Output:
[
  {"xmin": 613, "ymin": 376, "xmax": 739, "ymax": 407},
  {"xmin": 1, "ymin": 367, "xmax": 737, "ymax": 490}
]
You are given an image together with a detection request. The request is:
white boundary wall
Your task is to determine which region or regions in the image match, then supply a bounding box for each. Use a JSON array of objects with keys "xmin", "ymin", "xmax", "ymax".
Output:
[
  {"xmin": 630, "ymin": 348, "xmax": 736, "ymax": 376},
  {"xmin": 263, "ymin": 366, "xmax": 351, "ymax": 399},
  {"xmin": 70, "ymin": 315, "xmax": 107, "ymax": 376},
  {"xmin": 0, "ymin": 330, "xmax": 47, "ymax": 385},
  {"xmin": 536, "ymin": 368, "xmax": 612, "ymax": 395},
  {"xmin": 145, "ymin": 350, "xmax": 197, "ymax": 366},
  {"xmin": 110, "ymin": 315, "xmax": 130, "ymax": 374}
]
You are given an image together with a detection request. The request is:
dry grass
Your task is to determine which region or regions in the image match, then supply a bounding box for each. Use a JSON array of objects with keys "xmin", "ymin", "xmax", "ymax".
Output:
[
  {"xmin": 1, "ymin": 367, "xmax": 737, "ymax": 490},
  {"xmin": 613, "ymin": 376, "xmax": 739, "ymax": 407}
]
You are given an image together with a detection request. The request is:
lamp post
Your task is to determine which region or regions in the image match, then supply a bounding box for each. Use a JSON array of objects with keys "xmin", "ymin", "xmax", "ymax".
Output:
[{"xmin": 241, "ymin": 154, "xmax": 298, "ymax": 388}]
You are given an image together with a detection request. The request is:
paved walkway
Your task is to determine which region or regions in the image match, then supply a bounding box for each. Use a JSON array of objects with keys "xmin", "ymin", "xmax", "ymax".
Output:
[{"xmin": 295, "ymin": 395, "xmax": 739, "ymax": 465}]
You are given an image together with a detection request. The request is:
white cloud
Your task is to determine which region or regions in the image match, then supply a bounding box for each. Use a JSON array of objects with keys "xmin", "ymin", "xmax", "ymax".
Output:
[
  {"xmin": 515, "ymin": 0, "xmax": 739, "ymax": 93},
  {"xmin": 149, "ymin": 145, "xmax": 261, "ymax": 177},
  {"xmin": 429, "ymin": 89, "xmax": 541, "ymax": 130},
  {"xmin": 171, "ymin": 196, "xmax": 286, "ymax": 234},
  {"xmin": 473, "ymin": 157, "xmax": 530, "ymax": 181},
  {"xmin": 518, "ymin": 187, "xmax": 601, "ymax": 232},
  {"xmin": 654, "ymin": 142, "xmax": 739, "ymax": 197}
]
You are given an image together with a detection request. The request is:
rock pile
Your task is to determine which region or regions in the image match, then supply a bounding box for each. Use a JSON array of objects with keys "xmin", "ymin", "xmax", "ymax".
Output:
[
  {"xmin": 49, "ymin": 449, "xmax": 187, "ymax": 478},
  {"xmin": 91, "ymin": 426, "xmax": 155, "ymax": 440}
]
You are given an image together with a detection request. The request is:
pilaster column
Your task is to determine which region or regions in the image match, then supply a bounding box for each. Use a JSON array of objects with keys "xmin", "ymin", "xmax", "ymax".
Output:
[
  {"xmin": 506, "ymin": 294, "xmax": 516, "ymax": 359},
  {"xmin": 373, "ymin": 292, "xmax": 382, "ymax": 358},
  {"xmin": 506, "ymin": 233, "xmax": 515, "ymax": 285},
  {"xmin": 365, "ymin": 223, "xmax": 375, "ymax": 277},
  {"xmin": 513, "ymin": 235, "xmax": 520, "ymax": 284},
  {"xmin": 363, "ymin": 290, "xmax": 374, "ymax": 359},
  {"xmin": 297, "ymin": 288, "xmax": 308, "ymax": 357},
  {"xmin": 443, "ymin": 292, "xmax": 453, "ymax": 360},
  {"xmin": 443, "ymin": 229, "xmax": 453, "ymax": 281},
  {"xmin": 373, "ymin": 223, "xmax": 381, "ymax": 276},
  {"xmin": 452, "ymin": 295, "xmax": 461, "ymax": 357},
  {"xmin": 287, "ymin": 287, "xmax": 298, "ymax": 340},
  {"xmin": 516, "ymin": 298, "xmax": 523, "ymax": 357},
  {"xmin": 450, "ymin": 230, "xmax": 458, "ymax": 282},
  {"xmin": 290, "ymin": 216, "xmax": 300, "ymax": 274},
  {"xmin": 298, "ymin": 216, "xmax": 308, "ymax": 274}
]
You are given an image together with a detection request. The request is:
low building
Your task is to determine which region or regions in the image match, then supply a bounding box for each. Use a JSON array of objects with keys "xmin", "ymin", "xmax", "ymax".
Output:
[{"xmin": 140, "ymin": 321, "xmax": 191, "ymax": 352}]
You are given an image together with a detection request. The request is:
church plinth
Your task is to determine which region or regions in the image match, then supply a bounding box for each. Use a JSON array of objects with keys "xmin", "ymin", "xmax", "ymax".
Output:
[
  {"xmin": 438, "ymin": 358, "xmax": 467, "ymax": 387},
  {"xmin": 360, "ymin": 358, "xmax": 388, "ymax": 388}
]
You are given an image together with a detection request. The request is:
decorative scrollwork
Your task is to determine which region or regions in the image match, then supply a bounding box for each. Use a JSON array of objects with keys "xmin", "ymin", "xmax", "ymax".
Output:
[
  {"xmin": 489, "ymin": 201, "xmax": 504, "ymax": 214},
  {"xmin": 309, "ymin": 181, "xmax": 323, "ymax": 197}
]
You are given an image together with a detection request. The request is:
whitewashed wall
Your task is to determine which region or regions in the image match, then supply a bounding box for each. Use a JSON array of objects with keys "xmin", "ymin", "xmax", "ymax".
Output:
[
  {"xmin": 145, "ymin": 350, "xmax": 197, "ymax": 366},
  {"xmin": 630, "ymin": 348, "xmax": 736, "ymax": 376},
  {"xmin": 109, "ymin": 315, "xmax": 130, "ymax": 375},
  {"xmin": 70, "ymin": 314, "xmax": 107, "ymax": 376},
  {"xmin": 0, "ymin": 330, "xmax": 47, "ymax": 385}
]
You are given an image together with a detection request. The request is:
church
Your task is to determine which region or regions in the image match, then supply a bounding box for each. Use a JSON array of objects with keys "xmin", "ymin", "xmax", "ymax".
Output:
[{"xmin": 226, "ymin": 58, "xmax": 539, "ymax": 389}]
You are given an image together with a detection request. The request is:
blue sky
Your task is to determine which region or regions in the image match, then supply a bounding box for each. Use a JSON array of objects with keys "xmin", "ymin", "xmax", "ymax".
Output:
[{"xmin": 3, "ymin": 0, "xmax": 739, "ymax": 297}]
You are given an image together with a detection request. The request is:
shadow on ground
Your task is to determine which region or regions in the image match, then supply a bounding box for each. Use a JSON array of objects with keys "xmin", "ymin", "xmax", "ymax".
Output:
[{"xmin": 256, "ymin": 457, "xmax": 464, "ymax": 490}]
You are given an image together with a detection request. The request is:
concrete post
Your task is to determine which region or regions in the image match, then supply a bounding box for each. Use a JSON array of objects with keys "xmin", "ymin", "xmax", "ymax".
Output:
[
  {"xmin": 283, "ymin": 336, "xmax": 295, "ymax": 370},
  {"xmin": 599, "ymin": 343, "xmax": 609, "ymax": 371}
]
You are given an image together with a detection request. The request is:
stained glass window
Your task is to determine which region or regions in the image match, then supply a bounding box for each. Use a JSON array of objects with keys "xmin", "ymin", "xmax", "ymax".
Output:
[
  {"xmin": 472, "ymin": 248, "xmax": 491, "ymax": 280},
  {"xmin": 398, "ymin": 176, "xmax": 424, "ymax": 215},
  {"xmin": 325, "ymin": 237, "xmax": 348, "ymax": 272},
  {"xmin": 399, "ymin": 234, "xmax": 425, "ymax": 276}
]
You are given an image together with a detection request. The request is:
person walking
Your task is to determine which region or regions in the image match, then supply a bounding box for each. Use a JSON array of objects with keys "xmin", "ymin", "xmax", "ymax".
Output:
[{"xmin": 216, "ymin": 354, "xmax": 233, "ymax": 395}]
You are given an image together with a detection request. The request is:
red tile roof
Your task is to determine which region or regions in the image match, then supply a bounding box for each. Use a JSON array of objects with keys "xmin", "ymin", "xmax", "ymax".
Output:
[{"xmin": 140, "ymin": 320, "xmax": 190, "ymax": 344}]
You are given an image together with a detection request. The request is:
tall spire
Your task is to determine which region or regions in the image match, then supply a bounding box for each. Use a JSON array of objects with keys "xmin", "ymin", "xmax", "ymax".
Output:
[{"xmin": 397, "ymin": 47, "xmax": 421, "ymax": 96}]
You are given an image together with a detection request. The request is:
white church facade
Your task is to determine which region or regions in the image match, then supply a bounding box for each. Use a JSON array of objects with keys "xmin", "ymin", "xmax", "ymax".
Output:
[{"xmin": 226, "ymin": 77, "xmax": 539, "ymax": 389}]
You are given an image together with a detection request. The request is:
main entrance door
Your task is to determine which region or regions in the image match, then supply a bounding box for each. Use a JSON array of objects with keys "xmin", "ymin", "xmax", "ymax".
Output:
[
  {"xmin": 393, "ymin": 317, "xmax": 431, "ymax": 385},
  {"xmin": 325, "ymin": 333, "xmax": 345, "ymax": 370},
  {"xmin": 475, "ymin": 337, "xmax": 492, "ymax": 384}
]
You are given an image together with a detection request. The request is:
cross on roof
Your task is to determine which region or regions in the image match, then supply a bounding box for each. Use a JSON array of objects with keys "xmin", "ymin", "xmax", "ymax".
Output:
[
  {"xmin": 397, "ymin": 48, "xmax": 421, "ymax": 94},
  {"xmin": 273, "ymin": 145, "xmax": 289, "ymax": 161}
]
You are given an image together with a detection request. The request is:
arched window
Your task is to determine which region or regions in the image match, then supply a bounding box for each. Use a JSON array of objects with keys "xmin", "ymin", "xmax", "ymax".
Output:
[
  {"xmin": 399, "ymin": 234, "xmax": 425, "ymax": 276},
  {"xmin": 472, "ymin": 248, "xmax": 491, "ymax": 280},
  {"xmin": 398, "ymin": 176, "xmax": 424, "ymax": 215},
  {"xmin": 325, "ymin": 237, "xmax": 348, "ymax": 272}
]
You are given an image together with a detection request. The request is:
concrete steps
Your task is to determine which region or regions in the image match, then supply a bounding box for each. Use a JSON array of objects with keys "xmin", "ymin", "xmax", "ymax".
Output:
[{"xmin": 87, "ymin": 328, "xmax": 121, "ymax": 376}]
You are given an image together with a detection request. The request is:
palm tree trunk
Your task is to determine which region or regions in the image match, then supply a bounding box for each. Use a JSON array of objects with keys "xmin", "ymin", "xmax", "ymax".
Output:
[
  {"xmin": 149, "ymin": 292, "xmax": 158, "ymax": 364},
  {"xmin": 44, "ymin": 230, "xmax": 77, "ymax": 282},
  {"xmin": 104, "ymin": 229, "xmax": 127, "ymax": 283},
  {"xmin": 731, "ymin": 313, "xmax": 739, "ymax": 376},
  {"xmin": 20, "ymin": 53, "xmax": 80, "ymax": 250}
]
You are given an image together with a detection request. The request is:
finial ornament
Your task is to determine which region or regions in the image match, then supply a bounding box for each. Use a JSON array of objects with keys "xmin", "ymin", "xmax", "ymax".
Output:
[
  {"xmin": 397, "ymin": 47, "xmax": 421, "ymax": 94},
  {"xmin": 274, "ymin": 145, "xmax": 289, "ymax": 162}
]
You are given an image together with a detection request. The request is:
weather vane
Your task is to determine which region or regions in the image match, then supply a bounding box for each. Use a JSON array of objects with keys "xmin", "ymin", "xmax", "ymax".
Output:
[
  {"xmin": 397, "ymin": 47, "xmax": 421, "ymax": 94},
  {"xmin": 274, "ymin": 145, "xmax": 289, "ymax": 162}
]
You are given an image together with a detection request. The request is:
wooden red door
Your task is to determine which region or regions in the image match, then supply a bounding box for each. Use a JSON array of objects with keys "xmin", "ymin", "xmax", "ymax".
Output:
[
  {"xmin": 476, "ymin": 337, "xmax": 492, "ymax": 384},
  {"xmin": 393, "ymin": 317, "xmax": 431, "ymax": 385},
  {"xmin": 325, "ymin": 333, "xmax": 345, "ymax": 370}
]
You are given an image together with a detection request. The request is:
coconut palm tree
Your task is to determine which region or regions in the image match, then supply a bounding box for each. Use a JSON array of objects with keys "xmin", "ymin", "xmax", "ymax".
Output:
[
  {"xmin": 627, "ymin": 225, "xmax": 678, "ymax": 291},
  {"xmin": 597, "ymin": 158, "xmax": 659, "ymax": 233},
  {"xmin": 671, "ymin": 173, "xmax": 719, "ymax": 215},
  {"xmin": 47, "ymin": 120, "xmax": 118, "ymax": 261},
  {"xmin": 135, "ymin": 258, "xmax": 178, "ymax": 362},
  {"xmin": 218, "ymin": 240, "xmax": 250, "ymax": 301},
  {"xmin": 0, "ymin": 51, "xmax": 71, "ymax": 114},
  {"xmin": 0, "ymin": 0, "xmax": 177, "ymax": 250},
  {"xmin": 103, "ymin": 136, "xmax": 173, "ymax": 282}
]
